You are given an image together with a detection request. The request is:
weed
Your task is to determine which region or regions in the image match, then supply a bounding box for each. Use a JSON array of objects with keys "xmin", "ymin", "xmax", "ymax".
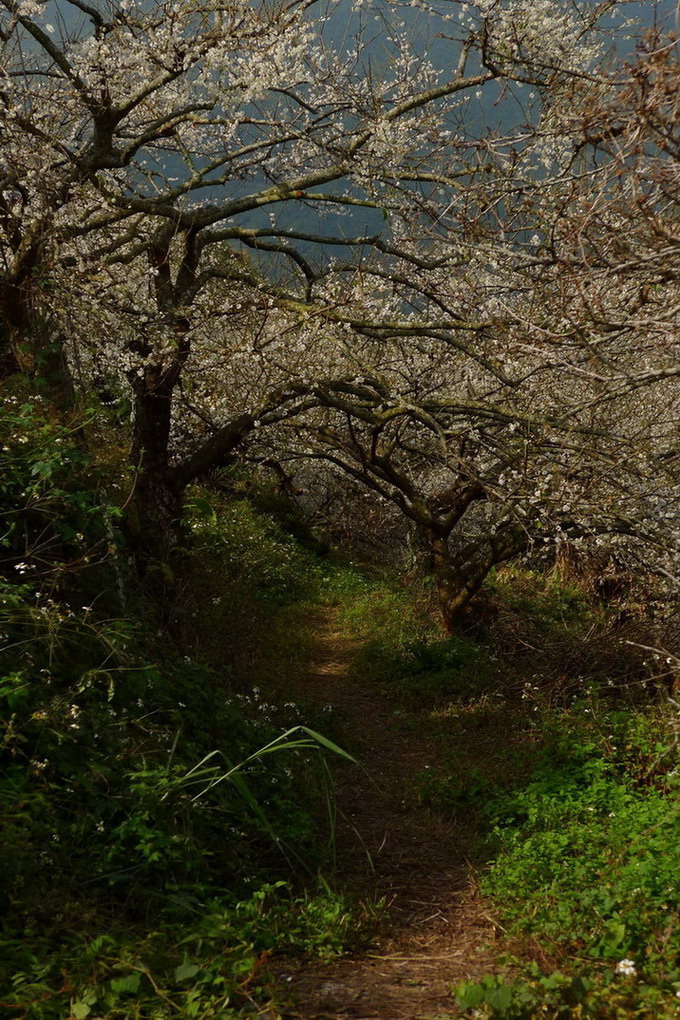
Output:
[{"xmin": 451, "ymin": 696, "xmax": 679, "ymax": 1017}]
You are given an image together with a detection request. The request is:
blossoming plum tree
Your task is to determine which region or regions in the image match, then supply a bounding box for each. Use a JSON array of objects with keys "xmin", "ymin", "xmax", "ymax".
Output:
[
  {"xmin": 244, "ymin": 13, "xmax": 680, "ymax": 629},
  {"xmin": 0, "ymin": 0, "xmax": 497, "ymax": 550},
  {"xmin": 1, "ymin": 0, "xmax": 677, "ymax": 601}
]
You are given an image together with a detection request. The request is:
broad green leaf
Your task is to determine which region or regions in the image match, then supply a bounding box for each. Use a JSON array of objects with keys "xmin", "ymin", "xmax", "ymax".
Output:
[
  {"xmin": 455, "ymin": 982, "xmax": 485, "ymax": 1009},
  {"xmin": 175, "ymin": 962, "xmax": 201, "ymax": 983},
  {"xmin": 188, "ymin": 496, "xmax": 217, "ymax": 523},
  {"xmin": 485, "ymin": 983, "xmax": 514, "ymax": 1010},
  {"xmin": 110, "ymin": 973, "xmax": 142, "ymax": 995}
]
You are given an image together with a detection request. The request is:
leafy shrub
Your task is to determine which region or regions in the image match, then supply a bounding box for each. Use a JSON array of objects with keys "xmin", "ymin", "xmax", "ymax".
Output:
[
  {"xmin": 0, "ymin": 397, "xmax": 362, "ymax": 1019},
  {"xmin": 0, "ymin": 882, "xmax": 368, "ymax": 1019},
  {"xmin": 453, "ymin": 700, "xmax": 679, "ymax": 1016},
  {"xmin": 454, "ymin": 966, "xmax": 680, "ymax": 1019},
  {"xmin": 0, "ymin": 397, "xmax": 122, "ymax": 601}
]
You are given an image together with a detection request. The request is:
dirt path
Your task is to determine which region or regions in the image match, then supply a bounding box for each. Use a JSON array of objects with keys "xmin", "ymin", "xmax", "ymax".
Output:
[{"xmin": 273, "ymin": 610, "xmax": 499, "ymax": 1020}]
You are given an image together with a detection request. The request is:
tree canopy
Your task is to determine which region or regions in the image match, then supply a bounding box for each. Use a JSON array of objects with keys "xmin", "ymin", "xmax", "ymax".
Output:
[{"xmin": 1, "ymin": 0, "xmax": 678, "ymax": 623}]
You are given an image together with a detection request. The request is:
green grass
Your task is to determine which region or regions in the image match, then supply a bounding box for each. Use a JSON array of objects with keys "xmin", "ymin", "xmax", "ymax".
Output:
[{"xmin": 324, "ymin": 566, "xmax": 495, "ymax": 708}]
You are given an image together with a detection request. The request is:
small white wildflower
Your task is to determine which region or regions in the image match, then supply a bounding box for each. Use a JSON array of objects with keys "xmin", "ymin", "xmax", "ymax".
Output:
[{"xmin": 616, "ymin": 959, "xmax": 636, "ymax": 976}]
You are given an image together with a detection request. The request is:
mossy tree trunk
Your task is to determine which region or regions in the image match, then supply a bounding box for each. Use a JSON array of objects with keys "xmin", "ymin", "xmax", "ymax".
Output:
[{"xmin": 426, "ymin": 526, "xmax": 529, "ymax": 634}]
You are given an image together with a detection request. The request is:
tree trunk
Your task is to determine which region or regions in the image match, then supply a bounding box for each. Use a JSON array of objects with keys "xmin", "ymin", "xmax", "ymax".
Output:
[
  {"xmin": 125, "ymin": 370, "xmax": 185, "ymax": 568},
  {"xmin": 125, "ymin": 467, "xmax": 185, "ymax": 567},
  {"xmin": 427, "ymin": 533, "xmax": 483, "ymax": 634},
  {"xmin": 426, "ymin": 527, "xmax": 527, "ymax": 634}
]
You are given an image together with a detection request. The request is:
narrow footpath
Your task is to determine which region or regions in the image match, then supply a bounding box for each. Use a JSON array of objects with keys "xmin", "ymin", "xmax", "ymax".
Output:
[{"xmin": 273, "ymin": 610, "xmax": 500, "ymax": 1020}]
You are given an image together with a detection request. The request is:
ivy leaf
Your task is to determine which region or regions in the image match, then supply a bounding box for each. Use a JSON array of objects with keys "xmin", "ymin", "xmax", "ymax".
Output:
[{"xmin": 454, "ymin": 981, "xmax": 485, "ymax": 1009}]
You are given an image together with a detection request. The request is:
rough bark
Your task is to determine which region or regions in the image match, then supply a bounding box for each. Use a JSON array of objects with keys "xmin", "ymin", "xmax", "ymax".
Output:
[
  {"xmin": 125, "ymin": 467, "xmax": 184, "ymax": 567},
  {"xmin": 428, "ymin": 533, "xmax": 486, "ymax": 634},
  {"xmin": 124, "ymin": 359, "xmax": 182, "ymax": 565},
  {"xmin": 427, "ymin": 525, "xmax": 529, "ymax": 634}
]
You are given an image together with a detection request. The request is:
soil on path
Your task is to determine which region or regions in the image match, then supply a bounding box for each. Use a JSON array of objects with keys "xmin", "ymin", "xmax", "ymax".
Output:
[{"xmin": 272, "ymin": 610, "xmax": 500, "ymax": 1020}]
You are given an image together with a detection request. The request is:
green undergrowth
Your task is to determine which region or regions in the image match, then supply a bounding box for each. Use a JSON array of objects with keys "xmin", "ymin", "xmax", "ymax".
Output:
[
  {"xmin": 176, "ymin": 487, "xmax": 327, "ymax": 687},
  {"xmin": 2, "ymin": 881, "xmax": 370, "ymax": 1019},
  {"xmin": 2, "ymin": 398, "xmax": 678, "ymax": 1018},
  {"xmin": 323, "ymin": 562, "xmax": 679, "ymax": 1018},
  {"xmin": 485, "ymin": 566, "xmax": 598, "ymax": 632},
  {"xmin": 325, "ymin": 566, "xmax": 493, "ymax": 708},
  {"xmin": 0, "ymin": 398, "xmax": 367, "ymax": 1018},
  {"xmin": 451, "ymin": 700, "xmax": 679, "ymax": 1018}
]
